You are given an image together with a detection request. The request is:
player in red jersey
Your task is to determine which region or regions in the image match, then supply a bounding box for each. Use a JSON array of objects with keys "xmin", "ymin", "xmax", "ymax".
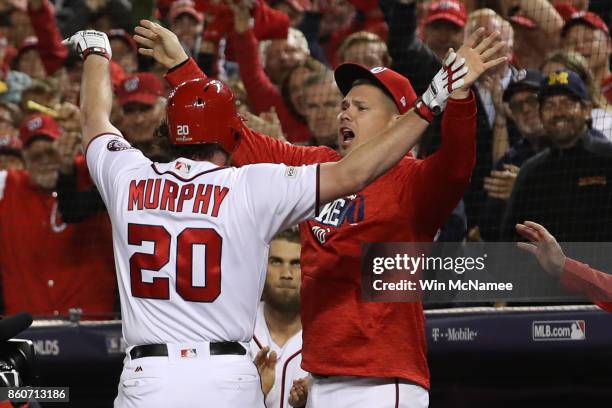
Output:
[{"xmin": 134, "ymin": 19, "xmax": 505, "ymax": 407}]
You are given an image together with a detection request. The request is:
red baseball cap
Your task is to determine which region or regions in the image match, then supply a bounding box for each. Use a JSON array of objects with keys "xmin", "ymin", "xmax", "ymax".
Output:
[
  {"xmin": 108, "ymin": 29, "xmax": 137, "ymax": 54},
  {"xmin": 334, "ymin": 64, "xmax": 417, "ymax": 114},
  {"xmin": 509, "ymin": 14, "xmax": 537, "ymax": 29},
  {"xmin": 117, "ymin": 73, "xmax": 164, "ymax": 107},
  {"xmin": 168, "ymin": 0, "xmax": 204, "ymax": 23},
  {"xmin": 0, "ymin": 134, "xmax": 22, "ymax": 153},
  {"xmin": 17, "ymin": 36, "xmax": 38, "ymax": 58},
  {"xmin": 426, "ymin": 0, "xmax": 467, "ymax": 28},
  {"xmin": 553, "ymin": 3, "xmax": 578, "ymax": 22},
  {"xmin": 562, "ymin": 11, "xmax": 610, "ymax": 37},
  {"xmin": 19, "ymin": 114, "xmax": 61, "ymax": 146}
]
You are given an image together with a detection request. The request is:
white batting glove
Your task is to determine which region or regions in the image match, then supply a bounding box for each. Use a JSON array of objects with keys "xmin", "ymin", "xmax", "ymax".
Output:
[
  {"xmin": 415, "ymin": 49, "xmax": 468, "ymax": 122},
  {"xmin": 62, "ymin": 30, "xmax": 112, "ymax": 61}
]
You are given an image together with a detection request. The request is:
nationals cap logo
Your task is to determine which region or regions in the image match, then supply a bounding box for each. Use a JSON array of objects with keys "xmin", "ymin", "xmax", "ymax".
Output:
[
  {"xmin": 124, "ymin": 76, "xmax": 140, "ymax": 92},
  {"xmin": 107, "ymin": 139, "xmax": 131, "ymax": 151},
  {"xmin": 27, "ymin": 117, "xmax": 43, "ymax": 131}
]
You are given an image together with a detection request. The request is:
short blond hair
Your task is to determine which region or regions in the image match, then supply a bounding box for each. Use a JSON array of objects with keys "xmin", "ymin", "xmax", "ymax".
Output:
[{"xmin": 337, "ymin": 31, "xmax": 391, "ymax": 66}]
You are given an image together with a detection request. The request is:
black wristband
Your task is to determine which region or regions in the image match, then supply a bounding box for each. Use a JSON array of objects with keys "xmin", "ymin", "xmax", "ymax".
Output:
[{"xmin": 168, "ymin": 57, "xmax": 190, "ymax": 73}]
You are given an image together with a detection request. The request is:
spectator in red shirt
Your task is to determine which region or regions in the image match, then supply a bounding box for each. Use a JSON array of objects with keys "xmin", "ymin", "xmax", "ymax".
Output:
[
  {"xmin": 0, "ymin": 112, "xmax": 116, "ymax": 316},
  {"xmin": 224, "ymin": 3, "xmax": 312, "ymax": 143}
]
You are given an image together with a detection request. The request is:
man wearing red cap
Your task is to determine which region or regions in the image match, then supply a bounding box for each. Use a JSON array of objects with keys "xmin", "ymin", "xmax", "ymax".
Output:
[
  {"xmin": 422, "ymin": 0, "xmax": 467, "ymax": 61},
  {"xmin": 108, "ymin": 29, "xmax": 139, "ymax": 74},
  {"xmin": 562, "ymin": 11, "xmax": 612, "ymax": 103},
  {"xmin": 116, "ymin": 72, "xmax": 166, "ymax": 145},
  {"xmin": 134, "ymin": 20, "xmax": 505, "ymax": 407},
  {"xmin": 0, "ymin": 113, "xmax": 116, "ymax": 317},
  {"xmin": 168, "ymin": 0, "xmax": 204, "ymax": 57}
]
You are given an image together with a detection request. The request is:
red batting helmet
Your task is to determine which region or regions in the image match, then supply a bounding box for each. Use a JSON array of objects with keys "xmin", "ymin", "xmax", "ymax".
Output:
[{"xmin": 166, "ymin": 78, "xmax": 243, "ymax": 153}]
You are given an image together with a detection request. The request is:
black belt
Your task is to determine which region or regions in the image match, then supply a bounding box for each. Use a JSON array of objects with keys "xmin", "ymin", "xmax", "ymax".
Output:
[{"xmin": 130, "ymin": 342, "xmax": 246, "ymax": 360}]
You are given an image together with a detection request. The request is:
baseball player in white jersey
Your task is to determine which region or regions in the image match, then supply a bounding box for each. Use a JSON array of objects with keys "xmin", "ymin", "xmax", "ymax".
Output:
[
  {"xmin": 63, "ymin": 28, "xmax": 468, "ymax": 407},
  {"xmin": 250, "ymin": 229, "xmax": 309, "ymax": 408}
]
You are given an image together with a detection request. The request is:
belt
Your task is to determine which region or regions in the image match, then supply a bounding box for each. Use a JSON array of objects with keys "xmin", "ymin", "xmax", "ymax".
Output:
[{"xmin": 129, "ymin": 342, "xmax": 246, "ymax": 360}]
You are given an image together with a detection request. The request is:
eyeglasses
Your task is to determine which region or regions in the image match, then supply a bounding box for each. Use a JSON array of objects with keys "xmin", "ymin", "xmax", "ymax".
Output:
[{"xmin": 508, "ymin": 94, "xmax": 539, "ymax": 113}]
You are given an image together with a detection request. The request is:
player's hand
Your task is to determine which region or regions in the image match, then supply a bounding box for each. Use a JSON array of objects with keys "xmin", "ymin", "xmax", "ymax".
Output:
[
  {"xmin": 415, "ymin": 48, "xmax": 468, "ymax": 121},
  {"xmin": 455, "ymin": 28, "xmax": 507, "ymax": 92},
  {"xmin": 134, "ymin": 19, "xmax": 189, "ymax": 69},
  {"xmin": 288, "ymin": 376, "xmax": 309, "ymax": 407},
  {"xmin": 63, "ymin": 30, "xmax": 112, "ymax": 61},
  {"xmin": 516, "ymin": 221, "xmax": 566, "ymax": 277},
  {"xmin": 253, "ymin": 346, "xmax": 277, "ymax": 396},
  {"xmin": 484, "ymin": 164, "xmax": 519, "ymax": 200}
]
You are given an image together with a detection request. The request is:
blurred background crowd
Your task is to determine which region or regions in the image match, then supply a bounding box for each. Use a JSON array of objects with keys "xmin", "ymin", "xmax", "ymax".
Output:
[{"xmin": 0, "ymin": 0, "xmax": 611, "ymax": 319}]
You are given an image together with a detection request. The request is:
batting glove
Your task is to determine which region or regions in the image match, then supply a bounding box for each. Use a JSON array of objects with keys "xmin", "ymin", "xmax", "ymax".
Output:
[
  {"xmin": 415, "ymin": 49, "xmax": 468, "ymax": 122},
  {"xmin": 63, "ymin": 30, "xmax": 112, "ymax": 61}
]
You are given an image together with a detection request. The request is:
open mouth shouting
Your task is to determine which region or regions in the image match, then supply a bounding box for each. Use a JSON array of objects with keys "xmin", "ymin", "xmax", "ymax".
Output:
[{"xmin": 339, "ymin": 126, "xmax": 355, "ymax": 149}]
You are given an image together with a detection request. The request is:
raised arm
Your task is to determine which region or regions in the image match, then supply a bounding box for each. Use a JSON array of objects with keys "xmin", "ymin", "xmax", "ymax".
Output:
[
  {"xmin": 28, "ymin": 0, "xmax": 69, "ymax": 75},
  {"xmin": 319, "ymin": 29, "xmax": 507, "ymax": 204},
  {"xmin": 63, "ymin": 31, "xmax": 121, "ymax": 150}
]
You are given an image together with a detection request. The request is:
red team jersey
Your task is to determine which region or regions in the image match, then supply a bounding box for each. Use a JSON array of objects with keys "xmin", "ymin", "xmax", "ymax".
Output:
[
  {"xmin": 166, "ymin": 59, "xmax": 476, "ymax": 389},
  {"xmin": 0, "ymin": 168, "xmax": 116, "ymax": 316}
]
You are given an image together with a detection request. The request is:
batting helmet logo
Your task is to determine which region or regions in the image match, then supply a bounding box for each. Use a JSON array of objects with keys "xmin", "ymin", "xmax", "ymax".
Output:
[{"xmin": 166, "ymin": 78, "xmax": 243, "ymax": 153}]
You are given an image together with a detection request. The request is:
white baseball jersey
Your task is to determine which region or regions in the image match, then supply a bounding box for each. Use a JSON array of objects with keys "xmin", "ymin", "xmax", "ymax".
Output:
[
  {"xmin": 250, "ymin": 302, "xmax": 308, "ymax": 408},
  {"xmin": 86, "ymin": 134, "xmax": 319, "ymax": 346}
]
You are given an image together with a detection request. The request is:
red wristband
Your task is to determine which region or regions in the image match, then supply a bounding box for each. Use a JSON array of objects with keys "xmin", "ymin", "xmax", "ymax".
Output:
[
  {"xmin": 414, "ymin": 99, "xmax": 433, "ymax": 123},
  {"xmin": 82, "ymin": 47, "xmax": 110, "ymax": 61}
]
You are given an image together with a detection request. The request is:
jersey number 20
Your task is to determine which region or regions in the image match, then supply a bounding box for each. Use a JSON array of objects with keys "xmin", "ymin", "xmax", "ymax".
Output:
[{"xmin": 128, "ymin": 223, "xmax": 222, "ymax": 302}]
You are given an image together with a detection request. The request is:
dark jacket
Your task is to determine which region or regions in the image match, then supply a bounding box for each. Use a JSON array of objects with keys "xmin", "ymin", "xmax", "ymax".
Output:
[{"xmin": 500, "ymin": 131, "xmax": 612, "ymax": 241}]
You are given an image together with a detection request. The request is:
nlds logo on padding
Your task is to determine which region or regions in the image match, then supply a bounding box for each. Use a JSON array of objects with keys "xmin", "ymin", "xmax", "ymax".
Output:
[{"xmin": 107, "ymin": 139, "xmax": 131, "ymax": 151}]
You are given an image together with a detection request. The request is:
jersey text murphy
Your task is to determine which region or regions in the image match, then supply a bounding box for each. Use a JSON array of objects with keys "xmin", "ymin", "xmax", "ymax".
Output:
[{"xmin": 127, "ymin": 176, "xmax": 229, "ymax": 215}]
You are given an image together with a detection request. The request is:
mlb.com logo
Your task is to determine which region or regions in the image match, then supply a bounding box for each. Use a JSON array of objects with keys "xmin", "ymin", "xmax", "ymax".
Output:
[{"xmin": 532, "ymin": 320, "xmax": 586, "ymax": 341}]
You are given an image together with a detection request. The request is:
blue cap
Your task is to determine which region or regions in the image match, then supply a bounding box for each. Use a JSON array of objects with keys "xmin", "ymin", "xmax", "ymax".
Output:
[
  {"xmin": 538, "ymin": 70, "xmax": 589, "ymax": 103},
  {"xmin": 503, "ymin": 69, "xmax": 545, "ymax": 102}
]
